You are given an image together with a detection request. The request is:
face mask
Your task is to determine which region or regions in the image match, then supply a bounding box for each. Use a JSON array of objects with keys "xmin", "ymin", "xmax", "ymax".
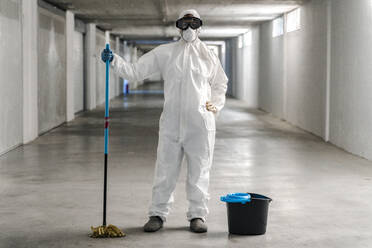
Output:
[{"xmin": 182, "ymin": 28, "xmax": 197, "ymax": 42}]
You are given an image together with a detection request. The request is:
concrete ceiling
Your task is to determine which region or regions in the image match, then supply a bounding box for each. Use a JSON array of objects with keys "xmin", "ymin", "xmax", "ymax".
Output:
[{"xmin": 45, "ymin": 0, "xmax": 306, "ymax": 39}]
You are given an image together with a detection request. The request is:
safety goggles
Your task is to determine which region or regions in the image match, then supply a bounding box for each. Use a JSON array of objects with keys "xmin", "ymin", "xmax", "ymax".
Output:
[{"xmin": 176, "ymin": 16, "xmax": 203, "ymax": 30}]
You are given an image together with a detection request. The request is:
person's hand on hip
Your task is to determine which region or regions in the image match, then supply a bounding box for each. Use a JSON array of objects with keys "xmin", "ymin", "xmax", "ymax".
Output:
[{"xmin": 206, "ymin": 101, "xmax": 217, "ymax": 113}]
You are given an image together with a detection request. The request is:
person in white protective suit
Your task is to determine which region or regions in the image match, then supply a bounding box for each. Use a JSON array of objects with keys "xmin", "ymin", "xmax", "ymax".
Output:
[{"xmin": 102, "ymin": 9, "xmax": 228, "ymax": 233}]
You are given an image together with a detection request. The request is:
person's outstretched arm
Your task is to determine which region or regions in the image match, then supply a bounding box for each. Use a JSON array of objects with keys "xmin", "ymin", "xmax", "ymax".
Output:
[{"xmin": 110, "ymin": 50, "xmax": 160, "ymax": 82}]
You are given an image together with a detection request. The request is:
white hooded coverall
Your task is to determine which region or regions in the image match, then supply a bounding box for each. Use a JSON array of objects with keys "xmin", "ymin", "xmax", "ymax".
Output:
[{"xmin": 111, "ymin": 22, "xmax": 228, "ymax": 222}]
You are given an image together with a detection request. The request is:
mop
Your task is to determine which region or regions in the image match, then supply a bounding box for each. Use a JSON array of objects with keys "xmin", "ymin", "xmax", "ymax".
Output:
[{"xmin": 91, "ymin": 44, "xmax": 125, "ymax": 238}]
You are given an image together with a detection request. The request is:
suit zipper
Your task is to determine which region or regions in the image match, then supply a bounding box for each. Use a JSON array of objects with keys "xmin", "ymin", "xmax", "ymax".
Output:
[{"xmin": 179, "ymin": 44, "xmax": 189, "ymax": 143}]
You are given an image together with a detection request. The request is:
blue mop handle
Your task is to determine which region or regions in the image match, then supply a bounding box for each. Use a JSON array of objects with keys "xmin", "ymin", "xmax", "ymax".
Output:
[
  {"xmin": 104, "ymin": 43, "xmax": 110, "ymax": 155},
  {"xmin": 103, "ymin": 43, "xmax": 110, "ymax": 226}
]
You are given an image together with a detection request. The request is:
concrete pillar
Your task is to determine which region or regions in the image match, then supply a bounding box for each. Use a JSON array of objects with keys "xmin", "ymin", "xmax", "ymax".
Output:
[
  {"xmin": 121, "ymin": 40, "xmax": 130, "ymax": 94},
  {"xmin": 105, "ymin": 31, "xmax": 110, "ymax": 45},
  {"xmin": 66, "ymin": 10, "xmax": 75, "ymax": 121},
  {"xmin": 282, "ymin": 15, "xmax": 288, "ymax": 120},
  {"xmin": 22, "ymin": 0, "xmax": 38, "ymax": 143},
  {"xmin": 85, "ymin": 23, "xmax": 96, "ymax": 110},
  {"xmin": 325, "ymin": 0, "xmax": 332, "ymax": 142},
  {"xmin": 115, "ymin": 36, "xmax": 120, "ymax": 96}
]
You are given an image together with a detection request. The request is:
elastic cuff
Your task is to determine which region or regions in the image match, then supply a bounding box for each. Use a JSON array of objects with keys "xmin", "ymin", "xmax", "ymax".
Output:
[
  {"xmin": 188, "ymin": 216, "xmax": 206, "ymax": 222},
  {"xmin": 149, "ymin": 214, "xmax": 166, "ymax": 222},
  {"xmin": 111, "ymin": 53, "xmax": 119, "ymax": 65}
]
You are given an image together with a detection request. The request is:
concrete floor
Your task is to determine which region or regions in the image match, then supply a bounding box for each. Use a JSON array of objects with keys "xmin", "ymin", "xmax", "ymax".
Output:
[{"xmin": 1, "ymin": 84, "xmax": 372, "ymax": 248}]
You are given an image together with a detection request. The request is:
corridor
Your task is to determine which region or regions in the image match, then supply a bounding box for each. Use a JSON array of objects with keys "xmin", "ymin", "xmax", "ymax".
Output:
[
  {"xmin": 1, "ymin": 83, "xmax": 372, "ymax": 247},
  {"xmin": 2, "ymin": 1, "xmax": 372, "ymax": 246}
]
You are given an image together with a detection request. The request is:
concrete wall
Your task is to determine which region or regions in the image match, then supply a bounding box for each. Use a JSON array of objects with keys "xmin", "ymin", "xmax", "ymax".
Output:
[
  {"xmin": 73, "ymin": 30, "xmax": 84, "ymax": 113},
  {"xmin": 225, "ymin": 39, "xmax": 234, "ymax": 96},
  {"xmin": 0, "ymin": 0, "xmax": 23, "ymax": 154},
  {"xmin": 119, "ymin": 40, "xmax": 125, "ymax": 94},
  {"xmin": 230, "ymin": 37, "xmax": 238, "ymax": 98},
  {"xmin": 329, "ymin": 0, "xmax": 372, "ymax": 159},
  {"xmin": 38, "ymin": 7, "xmax": 66, "ymax": 134},
  {"xmin": 122, "ymin": 41, "xmax": 132, "ymax": 91},
  {"xmin": 0, "ymin": 0, "xmax": 127, "ymax": 155},
  {"xmin": 85, "ymin": 23, "xmax": 96, "ymax": 110},
  {"xmin": 257, "ymin": 0, "xmax": 372, "ymax": 160},
  {"xmin": 109, "ymin": 36, "xmax": 117, "ymax": 98},
  {"xmin": 285, "ymin": 0, "xmax": 328, "ymax": 138},
  {"xmin": 258, "ymin": 0, "xmax": 328, "ymax": 138},
  {"xmin": 231, "ymin": 26, "xmax": 260, "ymax": 108},
  {"xmin": 237, "ymin": 26, "xmax": 260, "ymax": 107},
  {"xmin": 22, "ymin": 0, "xmax": 39, "ymax": 144},
  {"xmin": 258, "ymin": 21, "xmax": 284, "ymax": 118},
  {"xmin": 95, "ymin": 30, "xmax": 106, "ymax": 105},
  {"xmin": 66, "ymin": 10, "xmax": 74, "ymax": 121}
]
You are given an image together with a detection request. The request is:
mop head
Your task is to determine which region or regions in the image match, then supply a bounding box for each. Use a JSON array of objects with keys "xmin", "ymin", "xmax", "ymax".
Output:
[{"xmin": 90, "ymin": 224, "xmax": 126, "ymax": 238}]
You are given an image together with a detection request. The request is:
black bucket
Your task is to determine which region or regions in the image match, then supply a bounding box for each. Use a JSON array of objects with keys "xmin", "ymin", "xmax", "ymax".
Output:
[{"xmin": 221, "ymin": 193, "xmax": 272, "ymax": 235}]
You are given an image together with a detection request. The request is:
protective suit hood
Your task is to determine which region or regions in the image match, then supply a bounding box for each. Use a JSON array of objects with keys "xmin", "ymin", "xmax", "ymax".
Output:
[
  {"xmin": 178, "ymin": 9, "xmax": 200, "ymax": 19},
  {"xmin": 178, "ymin": 9, "xmax": 201, "ymax": 42}
]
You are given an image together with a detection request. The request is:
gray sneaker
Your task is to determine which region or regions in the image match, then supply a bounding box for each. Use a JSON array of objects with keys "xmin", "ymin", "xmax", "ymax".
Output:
[
  {"xmin": 190, "ymin": 218, "xmax": 207, "ymax": 233},
  {"xmin": 144, "ymin": 216, "xmax": 163, "ymax": 232}
]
